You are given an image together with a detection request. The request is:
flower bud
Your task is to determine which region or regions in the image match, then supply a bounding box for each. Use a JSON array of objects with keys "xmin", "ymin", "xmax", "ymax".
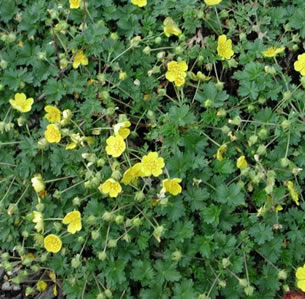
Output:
[
  {"xmin": 71, "ymin": 255, "xmax": 81, "ymax": 268},
  {"xmin": 154, "ymin": 36, "xmax": 162, "ymax": 44},
  {"xmin": 8, "ymin": 204, "xmax": 18, "ymax": 216},
  {"xmin": 0, "ymin": 59, "xmax": 8, "ymax": 69},
  {"xmin": 104, "ymin": 289, "xmax": 113, "ymax": 298},
  {"xmin": 204, "ymin": 99, "xmax": 213, "ymax": 108},
  {"xmin": 257, "ymin": 145, "xmax": 266, "ymax": 156},
  {"xmin": 248, "ymin": 135, "xmax": 258, "ymax": 146},
  {"xmin": 107, "ymin": 239, "xmax": 117, "ymax": 248},
  {"xmin": 281, "ymin": 119, "xmax": 291, "ymax": 130},
  {"xmin": 102, "ymin": 211, "xmax": 113, "ymax": 222},
  {"xmin": 115, "ymin": 215, "xmax": 124, "ymax": 225},
  {"xmin": 239, "ymin": 278, "xmax": 248, "ymax": 287},
  {"xmin": 73, "ymin": 197, "xmax": 81, "ymax": 206},
  {"xmin": 135, "ymin": 191, "xmax": 145, "ymax": 202},
  {"xmin": 119, "ymin": 71, "xmax": 128, "ymax": 81},
  {"xmin": 86, "ymin": 215, "xmax": 97, "ymax": 225},
  {"xmin": 244, "ymin": 285, "xmax": 254, "ymax": 296},
  {"xmin": 278, "ymin": 270, "xmax": 287, "ymax": 280},
  {"xmin": 156, "ymin": 51, "xmax": 165, "ymax": 59},
  {"xmin": 222, "ymin": 258, "xmax": 231, "ymax": 268},
  {"xmin": 258, "ymin": 128, "xmax": 268, "ymax": 139},
  {"xmin": 171, "ymin": 250, "xmax": 182, "ymax": 261},
  {"xmin": 143, "ymin": 46, "xmax": 151, "ymax": 55},
  {"xmin": 132, "ymin": 217, "xmax": 142, "ymax": 227},
  {"xmin": 97, "ymin": 158, "xmax": 105, "ymax": 167},
  {"xmin": 217, "ymin": 108, "xmax": 226, "ymax": 117},
  {"xmin": 110, "ymin": 32, "xmax": 119, "ymax": 40},
  {"xmin": 31, "ymin": 174, "xmax": 45, "ymax": 193},
  {"xmin": 98, "ymin": 251, "xmax": 107, "ymax": 261},
  {"xmin": 91, "ymin": 230, "xmax": 100, "ymax": 240}
]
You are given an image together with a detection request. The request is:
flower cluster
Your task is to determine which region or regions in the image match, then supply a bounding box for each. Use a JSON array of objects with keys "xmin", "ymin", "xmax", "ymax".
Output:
[{"xmin": 165, "ymin": 61, "xmax": 188, "ymax": 87}]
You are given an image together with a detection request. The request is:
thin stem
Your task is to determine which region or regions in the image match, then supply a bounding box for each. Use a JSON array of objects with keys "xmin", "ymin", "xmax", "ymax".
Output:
[{"xmin": 285, "ymin": 131, "xmax": 290, "ymax": 158}]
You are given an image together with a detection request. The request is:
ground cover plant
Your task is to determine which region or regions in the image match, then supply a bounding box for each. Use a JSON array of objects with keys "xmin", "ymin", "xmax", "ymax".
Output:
[{"xmin": 1, "ymin": 0, "xmax": 305, "ymax": 298}]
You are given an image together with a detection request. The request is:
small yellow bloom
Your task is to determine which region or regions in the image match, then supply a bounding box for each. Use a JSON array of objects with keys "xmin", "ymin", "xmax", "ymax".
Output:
[
  {"xmin": 18, "ymin": 41, "xmax": 23, "ymax": 47},
  {"xmin": 131, "ymin": 0, "xmax": 147, "ymax": 7},
  {"xmin": 141, "ymin": 152, "xmax": 165, "ymax": 177},
  {"xmin": 204, "ymin": 0, "xmax": 222, "ymax": 5},
  {"xmin": 294, "ymin": 53, "xmax": 305, "ymax": 76},
  {"xmin": 44, "ymin": 105, "xmax": 61, "ymax": 123},
  {"xmin": 105, "ymin": 135, "xmax": 126, "ymax": 158},
  {"xmin": 36, "ymin": 280, "xmax": 48, "ymax": 292},
  {"xmin": 287, "ymin": 181, "xmax": 299, "ymax": 206},
  {"xmin": 216, "ymin": 144, "xmax": 227, "ymax": 161},
  {"xmin": 9, "ymin": 93, "xmax": 34, "ymax": 113},
  {"xmin": 113, "ymin": 121, "xmax": 131, "ymax": 139},
  {"xmin": 162, "ymin": 178, "xmax": 182, "ymax": 195},
  {"xmin": 62, "ymin": 211, "xmax": 82, "ymax": 234},
  {"xmin": 296, "ymin": 265, "xmax": 305, "ymax": 292},
  {"xmin": 217, "ymin": 35, "xmax": 234, "ymax": 60},
  {"xmin": 275, "ymin": 205, "xmax": 283, "ymax": 213},
  {"xmin": 165, "ymin": 61, "xmax": 188, "ymax": 87},
  {"xmin": 99, "ymin": 178, "xmax": 122, "ymax": 198},
  {"xmin": 73, "ymin": 50, "xmax": 88, "ymax": 69},
  {"xmin": 262, "ymin": 47, "xmax": 285, "ymax": 58},
  {"xmin": 45, "ymin": 124, "xmax": 61, "ymax": 143},
  {"xmin": 33, "ymin": 211, "xmax": 44, "ymax": 233},
  {"xmin": 163, "ymin": 17, "xmax": 182, "ymax": 37},
  {"xmin": 44, "ymin": 234, "xmax": 62, "ymax": 253},
  {"xmin": 69, "ymin": 0, "xmax": 81, "ymax": 9},
  {"xmin": 31, "ymin": 174, "xmax": 45, "ymax": 193},
  {"xmin": 236, "ymin": 155, "xmax": 248, "ymax": 169},
  {"xmin": 121, "ymin": 163, "xmax": 144, "ymax": 185}
]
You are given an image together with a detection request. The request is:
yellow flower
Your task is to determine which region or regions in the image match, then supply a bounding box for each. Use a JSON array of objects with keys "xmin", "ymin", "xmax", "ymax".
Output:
[
  {"xmin": 131, "ymin": 0, "xmax": 147, "ymax": 7},
  {"xmin": 162, "ymin": 178, "xmax": 182, "ymax": 195},
  {"xmin": 31, "ymin": 174, "xmax": 45, "ymax": 193},
  {"xmin": 73, "ymin": 50, "xmax": 88, "ymax": 69},
  {"xmin": 294, "ymin": 53, "xmax": 305, "ymax": 76},
  {"xmin": 18, "ymin": 41, "xmax": 23, "ymax": 47},
  {"xmin": 163, "ymin": 17, "xmax": 182, "ymax": 37},
  {"xmin": 216, "ymin": 144, "xmax": 227, "ymax": 161},
  {"xmin": 69, "ymin": 0, "xmax": 81, "ymax": 9},
  {"xmin": 217, "ymin": 35, "xmax": 234, "ymax": 60},
  {"xmin": 296, "ymin": 265, "xmax": 305, "ymax": 292},
  {"xmin": 105, "ymin": 135, "xmax": 126, "ymax": 158},
  {"xmin": 9, "ymin": 93, "xmax": 34, "ymax": 113},
  {"xmin": 62, "ymin": 211, "xmax": 82, "ymax": 234},
  {"xmin": 113, "ymin": 121, "xmax": 131, "ymax": 139},
  {"xmin": 45, "ymin": 124, "xmax": 61, "ymax": 143},
  {"xmin": 262, "ymin": 47, "xmax": 285, "ymax": 58},
  {"xmin": 33, "ymin": 211, "xmax": 44, "ymax": 233},
  {"xmin": 204, "ymin": 0, "xmax": 222, "ymax": 5},
  {"xmin": 44, "ymin": 105, "xmax": 61, "ymax": 123},
  {"xmin": 99, "ymin": 178, "xmax": 122, "ymax": 198},
  {"xmin": 121, "ymin": 163, "xmax": 144, "ymax": 185},
  {"xmin": 44, "ymin": 234, "xmax": 62, "ymax": 253},
  {"xmin": 141, "ymin": 152, "xmax": 165, "ymax": 177},
  {"xmin": 36, "ymin": 280, "xmax": 48, "ymax": 292},
  {"xmin": 287, "ymin": 181, "xmax": 299, "ymax": 206},
  {"xmin": 165, "ymin": 61, "xmax": 188, "ymax": 87},
  {"xmin": 236, "ymin": 155, "xmax": 248, "ymax": 169}
]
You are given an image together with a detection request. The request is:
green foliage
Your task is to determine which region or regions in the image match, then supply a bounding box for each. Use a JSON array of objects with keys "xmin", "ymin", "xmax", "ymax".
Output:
[{"xmin": 1, "ymin": 0, "xmax": 305, "ymax": 298}]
